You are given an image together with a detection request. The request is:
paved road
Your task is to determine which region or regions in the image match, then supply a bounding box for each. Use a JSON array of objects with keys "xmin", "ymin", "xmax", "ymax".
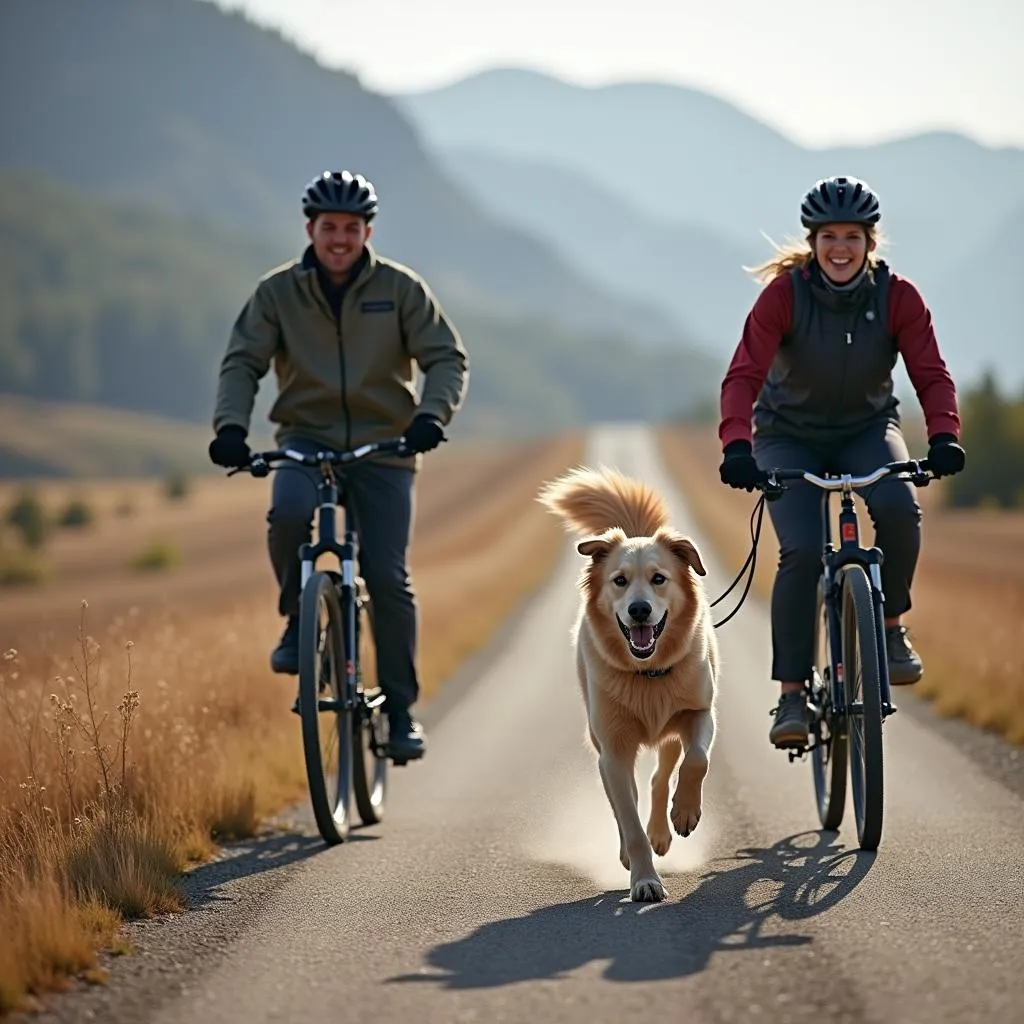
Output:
[{"xmin": 33, "ymin": 425, "xmax": 1024, "ymax": 1024}]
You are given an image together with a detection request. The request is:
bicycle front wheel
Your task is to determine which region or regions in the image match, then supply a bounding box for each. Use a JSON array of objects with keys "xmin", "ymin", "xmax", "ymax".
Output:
[
  {"xmin": 811, "ymin": 579, "xmax": 847, "ymax": 831},
  {"xmin": 840, "ymin": 565, "xmax": 884, "ymax": 851},
  {"xmin": 298, "ymin": 571, "xmax": 354, "ymax": 845},
  {"xmin": 350, "ymin": 583, "xmax": 388, "ymax": 826}
]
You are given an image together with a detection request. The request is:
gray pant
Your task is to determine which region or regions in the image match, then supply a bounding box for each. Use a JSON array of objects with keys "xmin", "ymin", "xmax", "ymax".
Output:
[
  {"xmin": 266, "ymin": 437, "xmax": 419, "ymax": 710},
  {"xmin": 753, "ymin": 419, "xmax": 922, "ymax": 683}
]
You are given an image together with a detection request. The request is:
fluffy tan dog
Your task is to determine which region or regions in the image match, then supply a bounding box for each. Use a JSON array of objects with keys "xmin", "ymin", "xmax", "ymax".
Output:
[{"xmin": 538, "ymin": 465, "xmax": 719, "ymax": 902}]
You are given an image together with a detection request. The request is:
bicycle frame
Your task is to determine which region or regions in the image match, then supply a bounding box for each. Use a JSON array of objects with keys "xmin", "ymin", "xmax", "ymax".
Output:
[
  {"xmin": 762, "ymin": 458, "xmax": 932, "ymax": 736},
  {"xmin": 297, "ymin": 457, "xmax": 364, "ymax": 712},
  {"xmin": 815, "ymin": 477, "xmax": 895, "ymax": 728},
  {"xmin": 234, "ymin": 438, "xmax": 409, "ymax": 718}
]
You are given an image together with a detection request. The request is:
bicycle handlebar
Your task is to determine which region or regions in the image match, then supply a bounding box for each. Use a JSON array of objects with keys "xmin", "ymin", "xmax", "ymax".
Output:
[
  {"xmin": 226, "ymin": 436, "xmax": 422, "ymax": 478},
  {"xmin": 757, "ymin": 457, "xmax": 935, "ymax": 496}
]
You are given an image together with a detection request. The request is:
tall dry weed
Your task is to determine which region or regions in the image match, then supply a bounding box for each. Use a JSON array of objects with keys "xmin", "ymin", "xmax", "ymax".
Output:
[{"xmin": 0, "ymin": 601, "xmax": 305, "ymax": 1013}]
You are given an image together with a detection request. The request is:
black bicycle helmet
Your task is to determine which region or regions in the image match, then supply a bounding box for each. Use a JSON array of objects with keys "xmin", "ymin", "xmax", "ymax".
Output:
[
  {"xmin": 800, "ymin": 175, "xmax": 880, "ymax": 228},
  {"xmin": 301, "ymin": 170, "xmax": 379, "ymax": 221}
]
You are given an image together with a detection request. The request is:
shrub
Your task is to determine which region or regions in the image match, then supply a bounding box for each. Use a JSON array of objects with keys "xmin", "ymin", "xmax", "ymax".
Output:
[
  {"xmin": 59, "ymin": 496, "xmax": 96, "ymax": 529},
  {"xmin": 4, "ymin": 489, "xmax": 51, "ymax": 549},
  {"xmin": 129, "ymin": 538, "xmax": 181, "ymax": 572}
]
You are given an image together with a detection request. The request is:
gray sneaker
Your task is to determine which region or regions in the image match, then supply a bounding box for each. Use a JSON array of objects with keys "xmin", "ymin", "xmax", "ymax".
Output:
[
  {"xmin": 886, "ymin": 625, "xmax": 923, "ymax": 685},
  {"xmin": 769, "ymin": 690, "xmax": 809, "ymax": 748}
]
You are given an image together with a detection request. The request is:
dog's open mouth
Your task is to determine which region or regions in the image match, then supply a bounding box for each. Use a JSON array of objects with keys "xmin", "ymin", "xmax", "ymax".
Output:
[{"xmin": 617, "ymin": 611, "xmax": 668, "ymax": 660}]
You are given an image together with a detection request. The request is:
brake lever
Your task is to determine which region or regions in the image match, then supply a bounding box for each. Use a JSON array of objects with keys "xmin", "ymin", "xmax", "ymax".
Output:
[{"xmin": 226, "ymin": 456, "xmax": 269, "ymax": 478}]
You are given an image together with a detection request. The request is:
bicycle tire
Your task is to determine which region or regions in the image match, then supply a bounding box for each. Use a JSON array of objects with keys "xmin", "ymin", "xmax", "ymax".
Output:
[
  {"xmin": 811, "ymin": 579, "xmax": 848, "ymax": 831},
  {"xmin": 298, "ymin": 571, "xmax": 353, "ymax": 845},
  {"xmin": 350, "ymin": 582, "xmax": 388, "ymax": 826},
  {"xmin": 840, "ymin": 565, "xmax": 884, "ymax": 851}
]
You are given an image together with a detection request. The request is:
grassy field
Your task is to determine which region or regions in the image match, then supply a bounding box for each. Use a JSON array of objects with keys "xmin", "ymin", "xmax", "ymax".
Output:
[
  {"xmin": 0, "ymin": 432, "xmax": 583, "ymax": 1014},
  {"xmin": 0, "ymin": 395, "xmax": 275, "ymax": 479},
  {"xmin": 656, "ymin": 424, "xmax": 1024, "ymax": 746}
]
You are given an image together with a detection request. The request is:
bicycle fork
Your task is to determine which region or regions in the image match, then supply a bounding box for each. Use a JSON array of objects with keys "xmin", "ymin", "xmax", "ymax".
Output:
[{"xmin": 834, "ymin": 496, "xmax": 897, "ymax": 720}]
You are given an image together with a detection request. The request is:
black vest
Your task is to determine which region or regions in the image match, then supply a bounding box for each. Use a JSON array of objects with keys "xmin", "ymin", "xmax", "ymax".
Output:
[{"xmin": 753, "ymin": 259, "xmax": 898, "ymax": 440}]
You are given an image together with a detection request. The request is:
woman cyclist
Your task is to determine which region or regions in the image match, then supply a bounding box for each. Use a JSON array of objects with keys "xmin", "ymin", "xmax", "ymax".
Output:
[{"xmin": 716, "ymin": 174, "xmax": 967, "ymax": 749}]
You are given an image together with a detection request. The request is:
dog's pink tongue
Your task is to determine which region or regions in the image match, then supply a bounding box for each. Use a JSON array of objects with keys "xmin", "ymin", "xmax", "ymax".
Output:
[{"xmin": 630, "ymin": 624, "xmax": 655, "ymax": 649}]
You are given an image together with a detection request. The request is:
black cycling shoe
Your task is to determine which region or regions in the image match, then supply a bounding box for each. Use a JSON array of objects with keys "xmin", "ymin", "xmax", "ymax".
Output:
[
  {"xmin": 886, "ymin": 624, "xmax": 923, "ymax": 685},
  {"xmin": 270, "ymin": 616, "xmax": 299, "ymax": 675},
  {"xmin": 769, "ymin": 690, "xmax": 809, "ymax": 749},
  {"xmin": 385, "ymin": 708, "xmax": 426, "ymax": 765}
]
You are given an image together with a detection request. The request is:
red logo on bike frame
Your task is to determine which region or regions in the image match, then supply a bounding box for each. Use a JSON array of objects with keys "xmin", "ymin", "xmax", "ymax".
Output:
[{"xmin": 841, "ymin": 522, "xmax": 858, "ymax": 543}]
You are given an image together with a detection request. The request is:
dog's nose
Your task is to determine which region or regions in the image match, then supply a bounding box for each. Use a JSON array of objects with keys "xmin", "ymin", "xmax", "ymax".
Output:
[{"xmin": 628, "ymin": 600, "xmax": 652, "ymax": 622}]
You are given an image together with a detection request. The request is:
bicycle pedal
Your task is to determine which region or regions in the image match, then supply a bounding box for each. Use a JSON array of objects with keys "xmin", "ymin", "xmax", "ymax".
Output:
[{"xmin": 383, "ymin": 745, "xmax": 424, "ymax": 766}]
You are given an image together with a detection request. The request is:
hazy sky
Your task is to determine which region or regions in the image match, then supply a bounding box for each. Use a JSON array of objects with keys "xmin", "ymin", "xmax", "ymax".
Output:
[{"xmin": 205, "ymin": 0, "xmax": 1023, "ymax": 149}]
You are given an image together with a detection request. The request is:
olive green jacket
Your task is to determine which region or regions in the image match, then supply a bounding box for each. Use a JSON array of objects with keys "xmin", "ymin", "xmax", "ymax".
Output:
[{"xmin": 212, "ymin": 244, "xmax": 468, "ymax": 469}]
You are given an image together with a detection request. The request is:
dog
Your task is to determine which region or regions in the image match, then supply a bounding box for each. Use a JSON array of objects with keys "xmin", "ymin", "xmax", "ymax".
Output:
[{"xmin": 538, "ymin": 464, "xmax": 719, "ymax": 902}]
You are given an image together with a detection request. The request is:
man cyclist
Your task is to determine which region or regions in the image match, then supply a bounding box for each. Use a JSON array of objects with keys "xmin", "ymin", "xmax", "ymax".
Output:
[{"xmin": 207, "ymin": 170, "xmax": 469, "ymax": 763}]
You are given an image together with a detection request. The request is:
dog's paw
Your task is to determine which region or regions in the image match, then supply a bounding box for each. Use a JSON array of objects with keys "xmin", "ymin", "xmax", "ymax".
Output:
[
  {"xmin": 671, "ymin": 798, "xmax": 702, "ymax": 838},
  {"xmin": 646, "ymin": 819, "xmax": 673, "ymax": 857},
  {"xmin": 631, "ymin": 875, "xmax": 667, "ymax": 903}
]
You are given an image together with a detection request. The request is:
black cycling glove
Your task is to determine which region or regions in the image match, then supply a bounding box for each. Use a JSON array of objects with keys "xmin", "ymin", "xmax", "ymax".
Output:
[
  {"xmin": 927, "ymin": 433, "xmax": 966, "ymax": 478},
  {"xmin": 403, "ymin": 415, "xmax": 445, "ymax": 454},
  {"xmin": 718, "ymin": 440, "xmax": 767, "ymax": 491},
  {"xmin": 208, "ymin": 425, "xmax": 251, "ymax": 469}
]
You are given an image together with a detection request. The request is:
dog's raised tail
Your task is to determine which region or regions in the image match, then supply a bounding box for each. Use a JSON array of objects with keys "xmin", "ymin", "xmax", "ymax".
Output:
[{"xmin": 537, "ymin": 464, "xmax": 669, "ymax": 538}]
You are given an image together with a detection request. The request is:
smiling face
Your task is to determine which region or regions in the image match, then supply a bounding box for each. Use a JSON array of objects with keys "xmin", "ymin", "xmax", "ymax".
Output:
[
  {"xmin": 306, "ymin": 211, "xmax": 372, "ymax": 280},
  {"xmin": 579, "ymin": 528, "xmax": 707, "ymax": 669},
  {"xmin": 813, "ymin": 222, "xmax": 874, "ymax": 284}
]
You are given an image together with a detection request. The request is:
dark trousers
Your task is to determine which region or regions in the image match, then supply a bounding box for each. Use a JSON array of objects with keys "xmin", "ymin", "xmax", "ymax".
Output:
[
  {"xmin": 753, "ymin": 419, "xmax": 922, "ymax": 683},
  {"xmin": 266, "ymin": 437, "xmax": 420, "ymax": 710}
]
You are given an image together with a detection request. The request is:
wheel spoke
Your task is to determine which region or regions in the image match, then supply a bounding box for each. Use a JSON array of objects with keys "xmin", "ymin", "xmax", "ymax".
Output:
[{"xmin": 811, "ymin": 586, "xmax": 847, "ymax": 831}]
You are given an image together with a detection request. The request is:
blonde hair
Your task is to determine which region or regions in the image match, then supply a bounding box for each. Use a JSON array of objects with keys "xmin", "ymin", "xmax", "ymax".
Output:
[{"xmin": 745, "ymin": 225, "xmax": 886, "ymax": 284}]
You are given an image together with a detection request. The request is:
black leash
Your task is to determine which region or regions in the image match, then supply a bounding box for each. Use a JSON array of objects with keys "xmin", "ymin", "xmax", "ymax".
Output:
[{"xmin": 709, "ymin": 493, "xmax": 769, "ymax": 629}]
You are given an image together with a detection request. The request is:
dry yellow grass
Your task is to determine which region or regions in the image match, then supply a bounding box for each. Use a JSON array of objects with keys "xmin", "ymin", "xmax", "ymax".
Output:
[
  {"xmin": 655, "ymin": 424, "xmax": 1024, "ymax": 747},
  {"xmin": 0, "ymin": 432, "xmax": 583, "ymax": 1015}
]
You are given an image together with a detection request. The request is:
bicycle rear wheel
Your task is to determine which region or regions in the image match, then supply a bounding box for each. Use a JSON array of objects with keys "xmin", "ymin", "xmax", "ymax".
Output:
[
  {"xmin": 298, "ymin": 571, "xmax": 353, "ymax": 845},
  {"xmin": 350, "ymin": 582, "xmax": 388, "ymax": 826},
  {"xmin": 840, "ymin": 565, "xmax": 884, "ymax": 851},
  {"xmin": 811, "ymin": 580, "xmax": 847, "ymax": 831}
]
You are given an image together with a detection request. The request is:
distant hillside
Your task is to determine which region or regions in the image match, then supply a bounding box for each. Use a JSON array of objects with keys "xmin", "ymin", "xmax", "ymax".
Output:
[
  {"xmin": 0, "ymin": 0, "xmax": 693, "ymax": 350},
  {"xmin": 438, "ymin": 147, "xmax": 760, "ymax": 350},
  {"xmin": 929, "ymin": 204, "xmax": 1024, "ymax": 382},
  {"xmin": 397, "ymin": 68, "xmax": 1024, "ymax": 272},
  {"xmin": 0, "ymin": 171, "xmax": 720, "ymax": 459},
  {"xmin": 397, "ymin": 68, "xmax": 1024, "ymax": 383},
  {"xmin": 0, "ymin": 172, "xmax": 278, "ymax": 421},
  {"xmin": 0, "ymin": 395, "xmax": 275, "ymax": 478}
]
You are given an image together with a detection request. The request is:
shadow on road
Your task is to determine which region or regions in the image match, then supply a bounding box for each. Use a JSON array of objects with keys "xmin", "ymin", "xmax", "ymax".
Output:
[
  {"xmin": 181, "ymin": 826, "xmax": 378, "ymax": 911},
  {"xmin": 392, "ymin": 830, "xmax": 873, "ymax": 988}
]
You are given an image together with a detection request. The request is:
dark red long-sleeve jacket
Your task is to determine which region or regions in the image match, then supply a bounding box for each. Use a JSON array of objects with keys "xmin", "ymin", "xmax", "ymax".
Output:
[{"xmin": 718, "ymin": 269, "xmax": 961, "ymax": 449}]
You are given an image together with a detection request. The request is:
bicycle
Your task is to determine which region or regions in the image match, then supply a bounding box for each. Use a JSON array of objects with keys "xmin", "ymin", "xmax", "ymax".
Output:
[
  {"xmin": 229, "ymin": 436, "xmax": 416, "ymax": 845},
  {"xmin": 754, "ymin": 455, "xmax": 935, "ymax": 852}
]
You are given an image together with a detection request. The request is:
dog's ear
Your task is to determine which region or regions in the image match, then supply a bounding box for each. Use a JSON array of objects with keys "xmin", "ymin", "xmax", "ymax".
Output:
[
  {"xmin": 660, "ymin": 530, "xmax": 707, "ymax": 577},
  {"xmin": 577, "ymin": 536, "xmax": 612, "ymax": 563}
]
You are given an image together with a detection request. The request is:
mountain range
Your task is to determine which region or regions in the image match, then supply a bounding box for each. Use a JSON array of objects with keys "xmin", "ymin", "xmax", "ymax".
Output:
[{"xmin": 396, "ymin": 68, "xmax": 1024, "ymax": 385}]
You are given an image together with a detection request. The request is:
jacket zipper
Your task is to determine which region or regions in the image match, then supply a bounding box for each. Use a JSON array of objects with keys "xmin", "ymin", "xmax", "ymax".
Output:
[
  {"xmin": 836, "ymin": 307, "xmax": 859, "ymax": 417},
  {"xmin": 335, "ymin": 306, "xmax": 352, "ymax": 451}
]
